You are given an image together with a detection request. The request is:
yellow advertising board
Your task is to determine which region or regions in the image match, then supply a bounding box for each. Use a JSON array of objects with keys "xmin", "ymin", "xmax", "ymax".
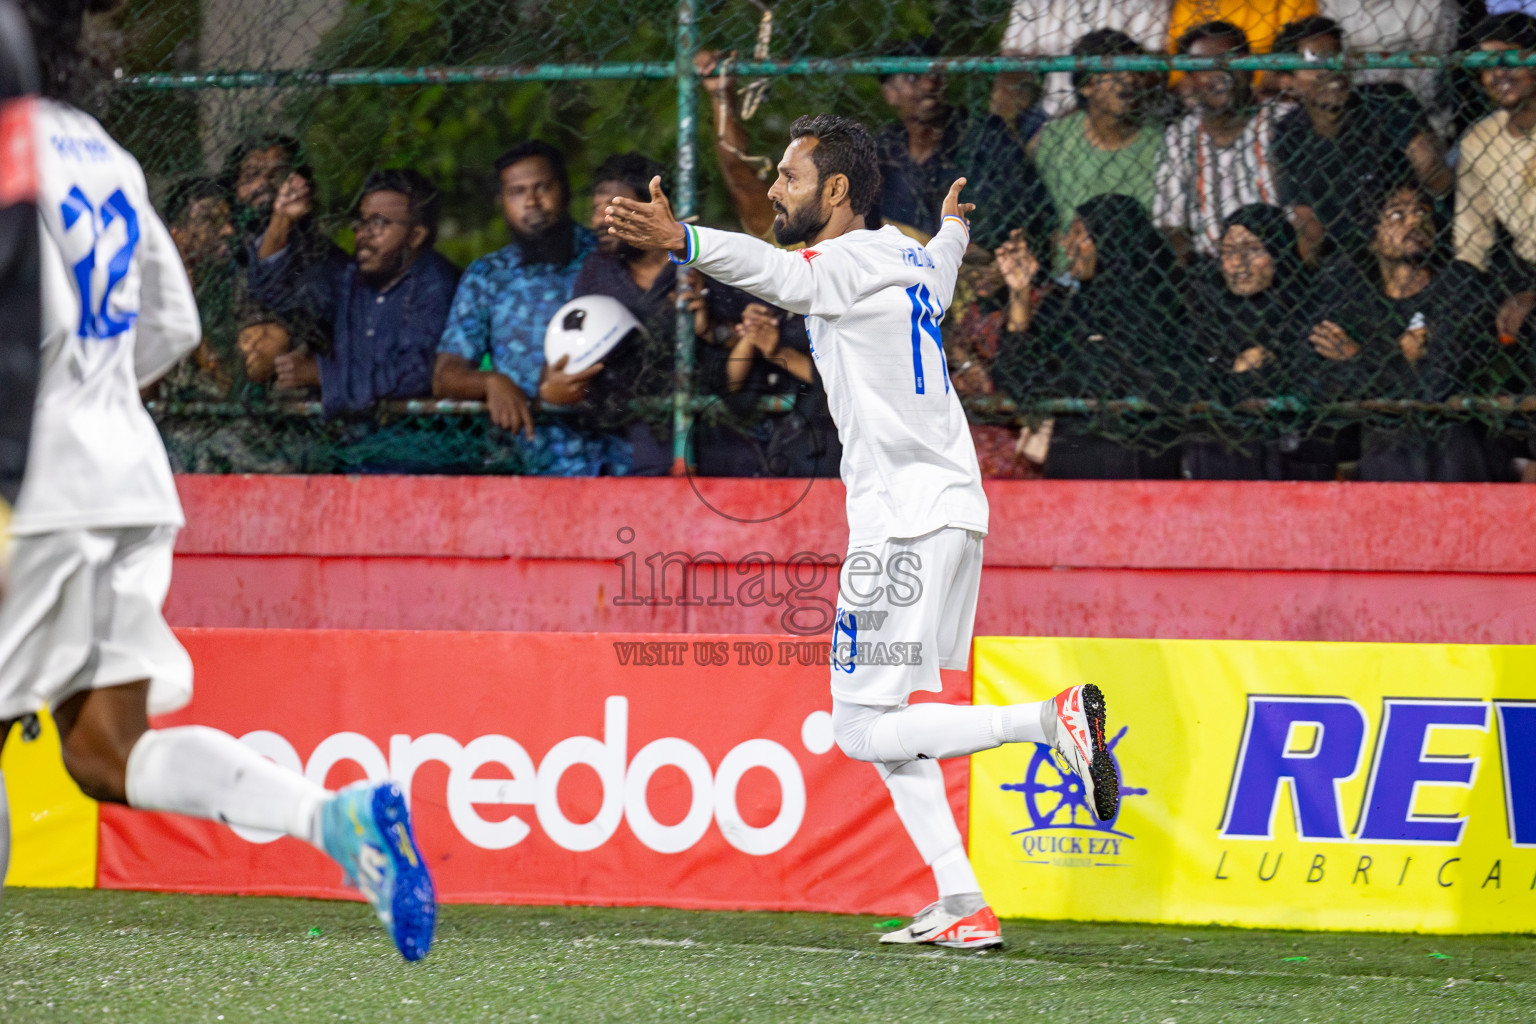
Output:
[
  {"xmin": 3, "ymin": 712, "xmax": 96, "ymax": 888},
  {"xmin": 971, "ymin": 636, "xmax": 1536, "ymax": 934}
]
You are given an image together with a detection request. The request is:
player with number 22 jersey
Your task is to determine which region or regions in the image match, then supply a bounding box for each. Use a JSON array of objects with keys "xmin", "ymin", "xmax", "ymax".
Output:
[{"xmin": 0, "ymin": 16, "xmax": 434, "ymax": 962}]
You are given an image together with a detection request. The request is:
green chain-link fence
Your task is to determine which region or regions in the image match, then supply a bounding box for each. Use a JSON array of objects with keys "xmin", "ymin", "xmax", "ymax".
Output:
[{"xmin": 98, "ymin": 0, "xmax": 1536, "ymax": 479}]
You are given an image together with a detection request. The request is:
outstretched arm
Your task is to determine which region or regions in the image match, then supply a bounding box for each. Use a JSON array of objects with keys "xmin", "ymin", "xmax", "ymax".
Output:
[
  {"xmin": 602, "ymin": 176, "xmax": 688, "ymax": 256},
  {"xmin": 925, "ymin": 178, "xmax": 974, "ymax": 309},
  {"xmin": 605, "ymin": 176, "xmax": 853, "ymax": 317}
]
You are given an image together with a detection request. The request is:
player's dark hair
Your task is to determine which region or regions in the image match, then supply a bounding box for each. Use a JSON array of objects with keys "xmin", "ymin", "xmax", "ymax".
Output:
[
  {"xmin": 1471, "ymin": 12, "xmax": 1536, "ymax": 50},
  {"xmin": 1070, "ymin": 28, "xmax": 1145, "ymax": 91},
  {"xmin": 494, "ymin": 139, "xmax": 570, "ymax": 202},
  {"xmin": 788, "ymin": 114, "xmax": 881, "ymax": 218},
  {"xmin": 20, "ymin": 0, "xmax": 117, "ymax": 102},
  {"xmin": 1272, "ymin": 16, "xmax": 1344, "ymax": 55},
  {"xmin": 359, "ymin": 168, "xmax": 441, "ymax": 246},
  {"xmin": 1175, "ymin": 19, "xmax": 1251, "ymax": 57},
  {"xmin": 591, "ymin": 151, "xmax": 671, "ymax": 203},
  {"xmin": 163, "ymin": 175, "xmax": 227, "ymax": 228}
]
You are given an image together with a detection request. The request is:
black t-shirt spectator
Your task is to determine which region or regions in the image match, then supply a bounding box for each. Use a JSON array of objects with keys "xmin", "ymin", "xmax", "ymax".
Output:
[
  {"xmin": 874, "ymin": 109, "xmax": 967, "ymax": 237},
  {"xmin": 1306, "ymin": 256, "xmax": 1501, "ymax": 401},
  {"xmin": 1273, "ymin": 87, "xmax": 1425, "ymax": 259},
  {"xmin": 956, "ymin": 111, "xmax": 1052, "ymax": 250}
]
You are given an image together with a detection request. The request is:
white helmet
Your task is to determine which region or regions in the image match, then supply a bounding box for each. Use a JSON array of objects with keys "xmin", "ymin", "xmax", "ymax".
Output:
[{"xmin": 544, "ymin": 294, "xmax": 643, "ymax": 375}]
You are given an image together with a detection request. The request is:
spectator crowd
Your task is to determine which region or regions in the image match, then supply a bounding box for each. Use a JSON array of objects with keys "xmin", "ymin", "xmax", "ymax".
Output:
[{"xmin": 152, "ymin": 7, "xmax": 1536, "ymax": 482}]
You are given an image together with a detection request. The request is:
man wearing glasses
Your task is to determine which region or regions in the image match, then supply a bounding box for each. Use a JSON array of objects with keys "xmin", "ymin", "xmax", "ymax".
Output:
[{"xmin": 273, "ymin": 169, "xmax": 458, "ymax": 414}]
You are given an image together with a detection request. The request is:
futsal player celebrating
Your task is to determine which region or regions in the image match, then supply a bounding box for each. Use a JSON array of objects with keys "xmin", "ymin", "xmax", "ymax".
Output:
[
  {"xmin": 0, "ymin": 0, "xmax": 435, "ymax": 961},
  {"xmin": 606, "ymin": 114, "xmax": 1119, "ymax": 949}
]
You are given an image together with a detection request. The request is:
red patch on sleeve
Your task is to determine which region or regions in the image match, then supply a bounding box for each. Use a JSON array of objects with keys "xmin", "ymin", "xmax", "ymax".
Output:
[
  {"xmin": 799, "ymin": 249, "xmax": 820, "ymax": 262},
  {"xmin": 0, "ymin": 97, "xmax": 38, "ymax": 208}
]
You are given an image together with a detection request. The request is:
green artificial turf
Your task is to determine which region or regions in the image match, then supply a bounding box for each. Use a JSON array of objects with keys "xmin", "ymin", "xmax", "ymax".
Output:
[{"xmin": 2, "ymin": 888, "xmax": 1533, "ymax": 1022}]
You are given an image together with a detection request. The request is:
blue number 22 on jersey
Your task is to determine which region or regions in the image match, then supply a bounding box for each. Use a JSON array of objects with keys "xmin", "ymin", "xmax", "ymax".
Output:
[
  {"xmin": 905, "ymin": 282, "xmax": 948, "ymax": 395},
  {"xmin": 60, "ymin": 184, "xmax": 140, "ymax": 340}
]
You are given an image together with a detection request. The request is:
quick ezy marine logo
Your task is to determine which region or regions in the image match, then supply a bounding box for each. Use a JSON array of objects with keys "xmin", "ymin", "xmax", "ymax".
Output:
[{"xmin": 1000, "ymin": 725, "xmax": 1146, "ymax": 867}]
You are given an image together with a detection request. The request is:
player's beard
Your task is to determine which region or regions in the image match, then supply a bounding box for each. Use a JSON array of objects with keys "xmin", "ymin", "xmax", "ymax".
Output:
[
  {"xmin": 772, "ymin": 198, "xmax": 830, "ymax": 247},
  {"xmin": 513, "ymin": 215, "xmax": 577, "ymax": 266}
]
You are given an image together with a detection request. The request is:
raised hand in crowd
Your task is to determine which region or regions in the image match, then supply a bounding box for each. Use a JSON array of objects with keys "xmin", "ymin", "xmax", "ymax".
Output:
[
  {"xmin": 727, "ymin": 303, "xmax": 777, "ymax": 392},
  {"xmin": 256, "ymin": 172, "xmax": 314, "ymax": 260},
  {"xmin": 739, "ymin": 303, "xmax": 780, "ymax": 353},
  {"xmin": 695, "ymin": 50, "xmax": 777, "ymax": 240},
  {"xmin": 728, "ymin": 302, "xmax": 814, "ymax": 392},
  {"xmin": 995, "ymin": 229, "xmax": 1039, "ymax": 334},
  {"xmin": 1309, "ymin": 320, "xmax": 1360, "ymax": 362}
]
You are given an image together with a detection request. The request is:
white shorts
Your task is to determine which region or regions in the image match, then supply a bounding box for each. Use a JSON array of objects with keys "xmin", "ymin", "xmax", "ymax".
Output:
[
  {"xmin": 829, "ymin": 526, "xmax": 983, "ymax": 707},
  {"xmin": 0, "ymin": 525, "xmax": 192, "ymax": 721}
]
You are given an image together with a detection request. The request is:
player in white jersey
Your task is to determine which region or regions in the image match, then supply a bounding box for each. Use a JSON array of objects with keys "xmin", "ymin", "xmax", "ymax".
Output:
[
  {"xmin": 0, "ymin": 0, "xmax": 434, "ymax": 961},
  {"xmin": 607, "ymin": 114, "xmax": 1119, "ymax": 949}
]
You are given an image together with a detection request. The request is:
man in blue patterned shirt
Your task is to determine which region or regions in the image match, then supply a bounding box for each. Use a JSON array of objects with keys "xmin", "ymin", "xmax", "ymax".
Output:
[{"xmin": 433, "ymin": 140, "xmax": 631, "ymax": 475}]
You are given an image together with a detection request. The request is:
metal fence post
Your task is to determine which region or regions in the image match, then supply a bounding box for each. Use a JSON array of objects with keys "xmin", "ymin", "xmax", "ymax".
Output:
[{"xmin": 671, "ymin": 0, "xmax": 699, "ymax": 475}]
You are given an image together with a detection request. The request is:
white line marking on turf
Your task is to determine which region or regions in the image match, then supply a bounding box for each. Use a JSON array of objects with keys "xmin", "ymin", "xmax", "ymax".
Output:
[{"xmin": 615, "ymin": 938, "xmax": 1529, "ymax": 988}]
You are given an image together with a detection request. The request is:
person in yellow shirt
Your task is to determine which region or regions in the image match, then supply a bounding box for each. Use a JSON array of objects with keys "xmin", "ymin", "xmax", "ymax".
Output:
[
  {"xmin": 1169, "ymin": 0, "xmax": 1320, "ymax": 57},
  {"xmin": 1167, "ymin": 0, "xmax": 1319, "ymax": 101}
]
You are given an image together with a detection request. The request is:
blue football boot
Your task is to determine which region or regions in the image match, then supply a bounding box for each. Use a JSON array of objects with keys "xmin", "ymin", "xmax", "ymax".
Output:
[{"xmin": 320, "ymin": 780, "xmax": 436, "ymax": 961}]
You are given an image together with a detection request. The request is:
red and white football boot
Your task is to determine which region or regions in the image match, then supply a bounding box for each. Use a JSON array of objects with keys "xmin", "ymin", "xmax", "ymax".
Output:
[
  {"xmin": 1043, "ymin": 683, "xmax": 1120, "ymax": 823},
  {"xmin": 879, "ymin": 902, "xmax": 1004, "ymax": 950}
]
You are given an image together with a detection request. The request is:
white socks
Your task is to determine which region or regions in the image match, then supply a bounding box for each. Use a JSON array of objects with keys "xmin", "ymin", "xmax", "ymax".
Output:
[
  {"xmin": 878, "ymin": 758, "xmax": 981, "ymax": 903},
  {"xmin": 878, "ymin": 757, "xmax": 966, "ymax": 864},
  {"xmin": 994, "ymin": 701, "xmax": 1052, "ymax": 747},
  {"xmin": 833, "ymin": 699, "xmax": 1052, "ymax": 763},
  {"xmin": 932, "ymin": 847, "xmax": 981, "ymax": 898},
  {"xmin": 835, "ymin": 698, "xmax": 1057, "ymax": 917},
  {"xmin": 124, "ymin": 727, "xmax": 330, "ymax": 850}
]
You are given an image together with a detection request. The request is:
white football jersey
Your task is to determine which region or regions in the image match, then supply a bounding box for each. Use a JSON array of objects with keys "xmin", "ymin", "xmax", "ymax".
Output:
[
  {"xmin": 679, "ymin": 217, "xmax": 988, "ymax": 545},
  {"xmin": 10, "ymin": 99, "xmax": 199, "ymax": 535}
]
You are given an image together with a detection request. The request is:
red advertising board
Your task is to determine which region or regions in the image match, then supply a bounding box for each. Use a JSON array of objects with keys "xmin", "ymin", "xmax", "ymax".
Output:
[{"xmin": 98, "ymin": 629, "xmax": 970, "ymax": 916}]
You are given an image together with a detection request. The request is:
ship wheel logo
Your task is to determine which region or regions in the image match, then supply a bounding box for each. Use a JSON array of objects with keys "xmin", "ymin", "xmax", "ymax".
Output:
[{"xmin": 1001, "ymin": 725, "xmax": 1147, "ymax": 837}]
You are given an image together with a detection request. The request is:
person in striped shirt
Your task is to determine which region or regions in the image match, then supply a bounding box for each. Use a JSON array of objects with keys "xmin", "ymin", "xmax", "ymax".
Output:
[{"xmin": 1153, "ymin": 21, "xmax": 1287, "ymax": 261}]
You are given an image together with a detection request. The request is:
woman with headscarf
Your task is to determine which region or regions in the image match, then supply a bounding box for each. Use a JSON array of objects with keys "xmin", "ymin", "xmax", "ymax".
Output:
[
  {"xmin": 993, "ymin": 192, "xmax": 1185, "ymax": 478},
  {"xmin": 1182, "ymin": 202, "xmax": 1318, "ymax": 478}
]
